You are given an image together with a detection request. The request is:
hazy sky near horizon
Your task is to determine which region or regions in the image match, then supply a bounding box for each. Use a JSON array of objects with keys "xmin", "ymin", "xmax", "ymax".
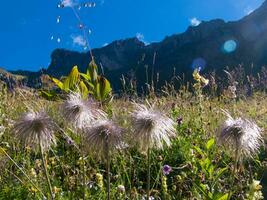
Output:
[{"xmin": 0, "ymin": 0, "xmax": 264, "ymax": 71}]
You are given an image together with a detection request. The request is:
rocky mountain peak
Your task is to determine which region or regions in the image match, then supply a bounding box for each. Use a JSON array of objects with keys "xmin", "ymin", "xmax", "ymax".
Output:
[{"xmin": 10, "ymin": 0, "xmax": 267, "ymax": 91}]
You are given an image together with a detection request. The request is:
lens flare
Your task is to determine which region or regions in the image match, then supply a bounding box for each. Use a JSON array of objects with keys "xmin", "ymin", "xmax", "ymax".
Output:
[
  {"xmin": 191, "ymin": 57, "xmax": 206, "ymax": 71},
  {"xmin": 223, "ymin": 40, "xmax": 237, "ymax": 53}
]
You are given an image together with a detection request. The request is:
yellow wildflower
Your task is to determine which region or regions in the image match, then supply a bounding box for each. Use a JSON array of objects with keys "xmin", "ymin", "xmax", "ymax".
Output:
[
  {"xmin": 96, "ymin": 173, "xmax": 104, "ymax": 189},
  {"xmin": 30, "ymin": 168, "xmax": 37, "ymax": 178},
  {"xmin": 53, "ymin": 186, "xmax": 61, "ymax": 194},
  {"xmin": 29, "ymin": 186, "xmax": 38, "ymax": 194},
  {"xmin": 193, "ymin": 69, "xmax": 201, "ymax": 82},
  {"xmin": 200, "ymin": 77, "xmax": 209, "ymax": 86}
]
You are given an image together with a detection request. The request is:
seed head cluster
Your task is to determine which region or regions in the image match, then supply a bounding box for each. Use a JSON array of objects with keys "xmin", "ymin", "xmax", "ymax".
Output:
[
  {"xmin": 83, "ymin": 120, "xmax": 124, "ymax": 156},
  {"xmin": 12, "ymin": 111, "xmax": 56, "ymax": 152},
  {"xmin": 62, "ymin": 93, "xmax": 107, "ymax": 130},
  {"xmin": 218, "ymin": 112, "xmax": 263, "ymax": 160},
  {"xmin": 130, "ymin": 103, "xmax": 176, "ymax": 151}
]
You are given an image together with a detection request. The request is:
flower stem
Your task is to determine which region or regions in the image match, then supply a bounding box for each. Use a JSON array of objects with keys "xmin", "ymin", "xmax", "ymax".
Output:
[
  {"xmin": 79, "ymin": 133, "xmax": 87, "ymax": 200},
  {"xmin": 106, "ymin": 143, "xmax": 111, "ymax": 200},
  {"xmin": 227, "ymin": 148, "xmax": 239, "ymax": 200},
  {"xmin": 147, "ymin": 147, "xmax": 151, "ymax": 200},
  {"xmin": 39, "ymin": 143, "xmax": 54, "ymax": 200},
  {"xmin": 82, "ymin": 155, "xmax": 86, "ymax": 200}
]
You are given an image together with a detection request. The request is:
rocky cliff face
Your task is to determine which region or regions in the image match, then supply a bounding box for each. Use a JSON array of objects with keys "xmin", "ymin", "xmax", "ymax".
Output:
[
  {"xmin": 0, "ymin": 68, "xmax": 26, "ymax": 89},
  {"xmin": 14, "ymin": 1, "xmax": 267, "ymax": 90}
]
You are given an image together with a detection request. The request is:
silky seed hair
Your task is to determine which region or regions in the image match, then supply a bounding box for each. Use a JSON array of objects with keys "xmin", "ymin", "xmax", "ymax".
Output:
[
  {"xmin": 130, "ymin": 103, "xmax": 176, "ymax": 151},
  {"xmin": 83, "ymin": 119, "xmax": 124, "ymax": 157},
  {"xmin": 217, "ymin": 111, "xmax": 263, "ymax": 160},
  {"xmin": 12, "ymin": 110, "xmax": 56, "ymax": 152},
  {"xmin": 62, "ymin": 92, "xmax": 107, "ymax": 130}
]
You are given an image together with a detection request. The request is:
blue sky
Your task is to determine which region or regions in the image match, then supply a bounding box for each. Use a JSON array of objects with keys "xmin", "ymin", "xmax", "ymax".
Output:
[{"xmin": 0, "ymin": 0, "xmax": 264, "ymax": 71}]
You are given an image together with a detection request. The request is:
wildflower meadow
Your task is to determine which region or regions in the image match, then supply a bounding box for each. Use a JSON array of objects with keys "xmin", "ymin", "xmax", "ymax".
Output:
[
  {"xmin": 0, "ymin": 65, "xmax": 266, "ymax": 199},
  {"xmin": 0, "ymin": 1, "xmax": 267, "ymax": 200}
]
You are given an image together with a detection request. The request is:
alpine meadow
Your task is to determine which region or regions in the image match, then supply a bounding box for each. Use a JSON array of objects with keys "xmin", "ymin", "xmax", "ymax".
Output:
[{"xmin": 0, "ymin": 0, "xmax": 267, "ymax": 200}]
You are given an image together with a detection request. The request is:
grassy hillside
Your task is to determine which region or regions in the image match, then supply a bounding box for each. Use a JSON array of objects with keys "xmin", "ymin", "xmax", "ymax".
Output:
[{"xmin": 0, "ymin": 68, "xmax": 26, "ymax": 89}]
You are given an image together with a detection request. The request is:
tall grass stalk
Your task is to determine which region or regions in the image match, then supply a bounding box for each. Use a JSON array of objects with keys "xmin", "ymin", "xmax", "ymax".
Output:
[
  {"xmin": 118, "ymin": 153, "xmax": 132, "ymax": 190},
  {"xmin": 106, "ymin": 142, "xmax": 111, "ymax": 200},
  {"xmin": 227, "ymin": 148, "xmax": 239, "ymax": 200},
  {"xmin": 0, "ymin": 147, "xmax": 46, "ymax": 198},
  {"xmin": 82, "ymin": 155, "xmax": 86, "ymax": 200},
  {"xmin": 39, "ymin": 142, "xmax": 54, "ymax": 200},
  {"xmin": 146, "ymin": 147, "xmax": 151, "ymax": 200}
]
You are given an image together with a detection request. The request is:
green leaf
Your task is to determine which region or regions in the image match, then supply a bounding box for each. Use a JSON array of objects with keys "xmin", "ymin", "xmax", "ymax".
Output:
[
  {"xmin": 206, "ymin": 138, "xmax": 215, "ymax": 150},
  {"xmin": 193, "ymin": 146, "xmax": 204, "ymax": 157},
  {"xmin": 83, "ymin": 79, "xmax": 95, "ymax": 90},
  {"xmin": 88, "ymin": 61, "xmax": 98, "ymax": 83},
  {"xmin": 98, "ymin": 75, "xmax": 112, "ymax": 100},
  {"xmin": 51, "ymin": 77, "xmax": 64, "ymax": 90},
  {"xmin": 194, "ymin": 183, "xmax": 212, "ymax": 200},
  {"xmin": 63, "ymin": 77, "xmax": 70, "ymax": 91},
  {"xmin": 79, "ymin": 80, "xmax": 89, "ymax": 98},
  {"xmin": 214, "ymin": 193, "xmax": 229, "ymax": 200},
  {"xmin": 214, "ymin": 167, "xmax": 227, "ymax": 184},
  {"xmin": 68, "ymin": 66, "xmax": 80, "ymax": 89},
  {"xmin": 94, "ymin": 82, "xmax": 101, "ymax": 100},
  {"xmin": 80, "ymin": 72, "xmax": 91, "ymax": 81},
  {"xmin": 39, "ymin": 90, "xmax": 58, "ymax": 100},
  {"xmin": 208, "ymin": 165, "xmax": 215, "ymax": 178}
]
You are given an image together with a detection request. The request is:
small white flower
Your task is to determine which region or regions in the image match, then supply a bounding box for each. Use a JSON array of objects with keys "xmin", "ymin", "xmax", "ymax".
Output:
[
  {"xmin": 130, "ymin": 103, "xmax": 176, "ymax": 151},
  {"xmin": 141, "ymin": 196, "xmax": 155, "ymax": 200},
  {"xmin": 117, "ymin": 185, "xmax": 125, "ymax": 193},
  {"xmin": 247, "ymin": 180, "xmax": 264, "ymax": 200},
  {"xmin": 0, "ymin": 125, "xmax": 5, "ymax": 136}
]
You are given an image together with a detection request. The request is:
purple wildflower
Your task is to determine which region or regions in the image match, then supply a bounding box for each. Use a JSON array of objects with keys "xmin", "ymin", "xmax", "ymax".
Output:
[
  {"xmin": 177, "ymin": 117, "xmax": 183, "ymax": 126},
  {"xmin": 66, "ymin": 137, "xmax": 74, "ymax": 146},
  {"xmin": 163, "ymin": 165, "xmax": 172, "ymax": 175}
]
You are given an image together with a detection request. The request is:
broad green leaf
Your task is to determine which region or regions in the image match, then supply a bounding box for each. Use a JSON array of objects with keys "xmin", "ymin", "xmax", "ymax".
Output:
[
  {"xmin": 94, "ymin": 82, "xmax": 101, "ymax": 100},
  {"xmin": 214, "ymin": 193, "xmax": 229, "ymax": 200},
  {"xmin": 80, "ymin": 72, "xmax": 91, "ymax": 81},
  {"xmin": 204, "ymin": 158, "xmax": 211, "ymax": 166},
  {"xmin": 206, "ymin": 138, "xmax": 215, "ymax": 150},
  {"xmin": 88, "ymin": 61, "xmax": 98, "ymax": 83},
  {"xmin": 51, "ymin": 77, "xmax": 64, "ymax": 90},
  {"xmin": 216, "ymin": 167, "xmax": 227, "ymax": 178},
  {"xmin": 79, "ymin": 80, "xmax": 89, "ymax": 98},
  {"xmin": 208, "ymin": 165, "xmax": 215, "ymax": 178},
  {"xmin": 214, "ymin": 167, "xmax": 227, "ymax": 184},
  {"xmin": 193, "ymin": 146, "xmax": 204, "ymax": 157},
  {"xmin": 83, "ymin": 79, "xmax": 95, "ymax": 90},
  {"xmin": 68, "ymin": 66, "xmax": 80, "ymax": 89},
  {"xmin": 98, "ymin": 76, "xmax": 111, "ymax": 100},
  {"xmin": 39, "ymin": 90, "xmax": 58, "ymax": 100},
  {"xmin": 45, "ymin": 62, "xmax": 112, "ymax": 103},
  {"xmin": 63, "ymin": 77, "xmax": 70, "ymax": 91},
  {"xmin": 208, "ymin": 192, "xmax": 213, "ymax": 199},
  {"xmin": 194, "ymin": 183, "xmax": 212, "ymax": 200}
]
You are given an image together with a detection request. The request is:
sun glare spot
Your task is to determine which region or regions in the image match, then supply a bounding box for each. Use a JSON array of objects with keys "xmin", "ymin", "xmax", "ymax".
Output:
[
  {"xmin": 191, "ymin": 57, "xmax": 206, "ymax": 71},
  {"xmin": 223, "ymin": 40, "xmax": 237, "ymax": 53}
]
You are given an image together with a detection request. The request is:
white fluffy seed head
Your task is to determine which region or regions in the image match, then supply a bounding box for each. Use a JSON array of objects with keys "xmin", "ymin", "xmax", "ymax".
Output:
[
  {"xmin": 218, "ymin": 112, "xmax": 263, "ymax": 160},
  {"xmin": 62, "ymin": 92, "xmax": 107, "ymax": 130},
  {"xmin": 130, "ymin": 103, "xmax": 176, "ymax": 151},
  {"xmin": 12, "ymin": 111, "xmax": 56, "ymax": 152},
  {"xmin": 83, "ymin": 120, "xmax": 124, "ymax": 157}
]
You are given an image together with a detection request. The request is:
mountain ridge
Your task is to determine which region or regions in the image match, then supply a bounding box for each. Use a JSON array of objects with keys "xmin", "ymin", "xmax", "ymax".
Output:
[{"xmin": 7, "ymin": 1, "xmax": 267, "ymax": 90}]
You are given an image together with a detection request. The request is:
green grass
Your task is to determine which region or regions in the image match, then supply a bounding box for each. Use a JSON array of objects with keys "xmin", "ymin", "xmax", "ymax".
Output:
[{"xmin": 0, "ymin": 86, "xmax": 266, "ymax": 199}]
